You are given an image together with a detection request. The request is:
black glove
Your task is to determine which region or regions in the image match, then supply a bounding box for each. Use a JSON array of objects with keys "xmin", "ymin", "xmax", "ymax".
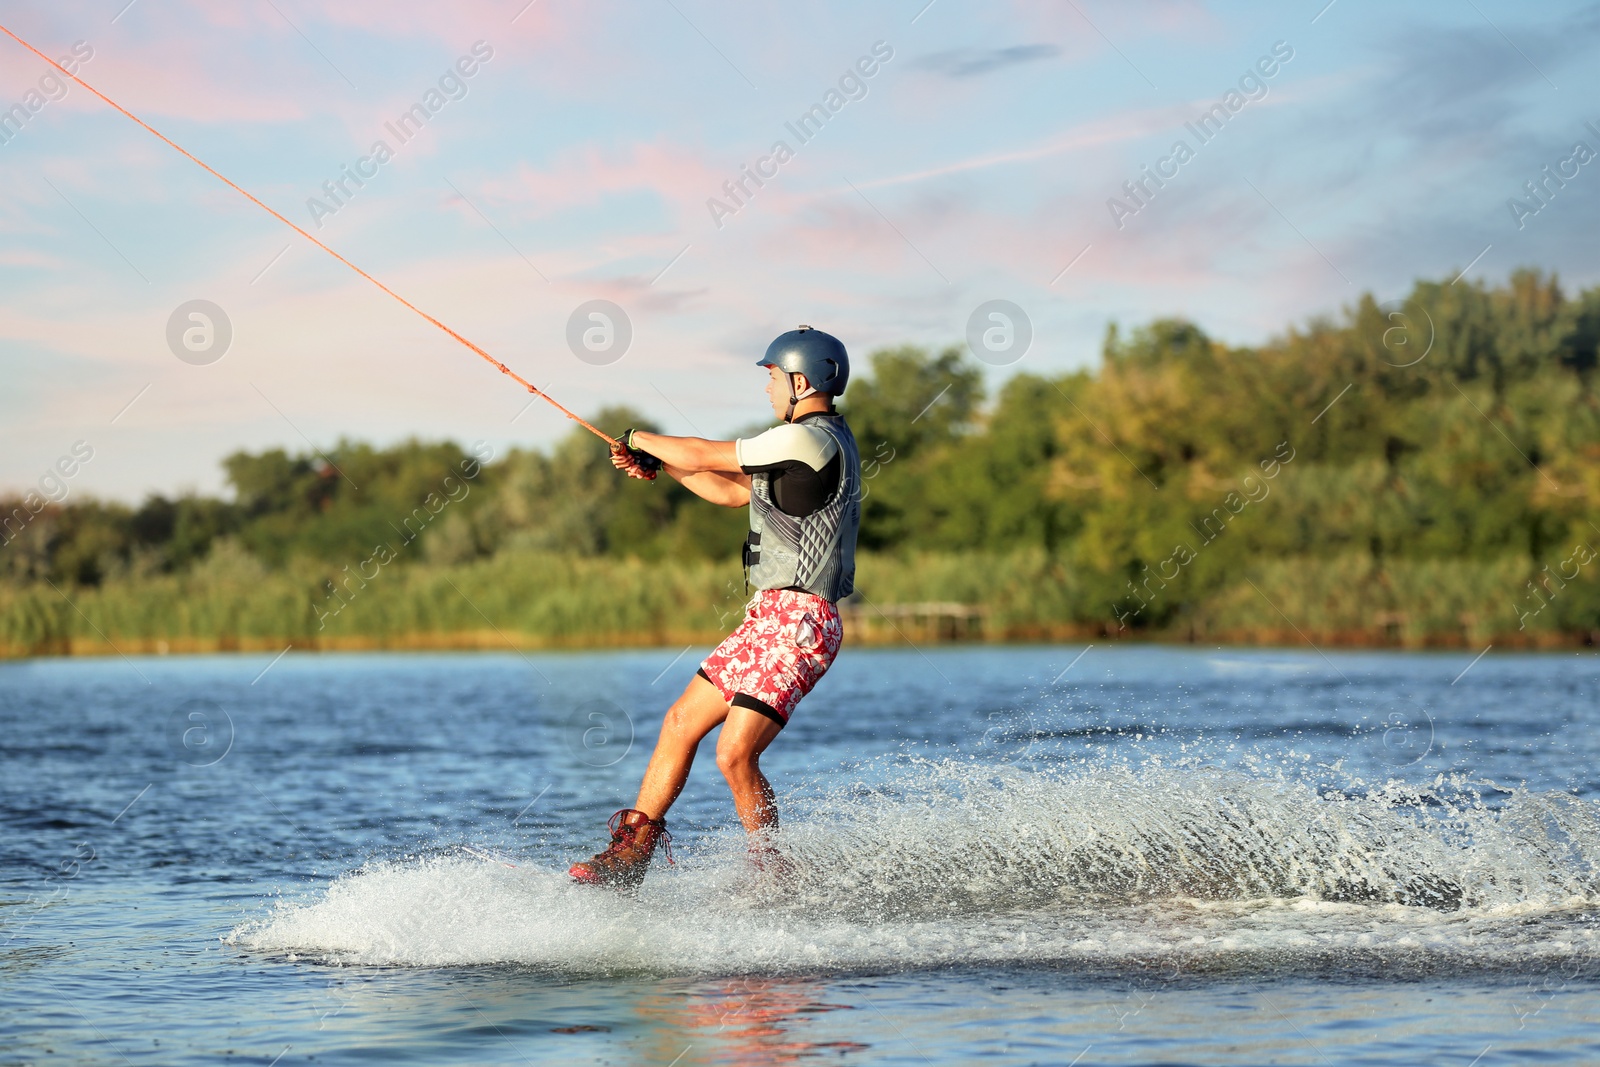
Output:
[{"xmin": 615, "ymin": 428, "xmax": 663, "ymax": 478}]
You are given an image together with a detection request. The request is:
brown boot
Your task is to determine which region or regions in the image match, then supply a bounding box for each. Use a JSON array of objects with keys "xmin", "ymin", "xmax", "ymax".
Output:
[{"xmin": 568, "ymin": 809, "xmax": 672, "ymax": 889}]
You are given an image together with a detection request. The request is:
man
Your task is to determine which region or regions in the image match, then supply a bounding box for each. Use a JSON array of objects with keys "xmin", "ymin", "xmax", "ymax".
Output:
[{"xmin": 569, "ymin": 326, "xmax": 861, "ymax": 889}]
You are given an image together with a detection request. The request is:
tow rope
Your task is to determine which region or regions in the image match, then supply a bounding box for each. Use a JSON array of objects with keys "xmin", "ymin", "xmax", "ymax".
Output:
[{"xmin": 0, "ymin": 23, "xmax": 618, "ymax": 447}]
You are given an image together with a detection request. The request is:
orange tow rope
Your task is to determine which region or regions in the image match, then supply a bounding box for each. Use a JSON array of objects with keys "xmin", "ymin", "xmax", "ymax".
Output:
[{"xmin": 0, "ymin": 23, "xmax": 618, "ymax": 448}]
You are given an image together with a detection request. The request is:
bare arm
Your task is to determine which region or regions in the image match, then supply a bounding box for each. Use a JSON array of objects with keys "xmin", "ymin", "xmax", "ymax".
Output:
[
  {"xmin": 629, "ymin": 432, "xmax": 741, "ymax": 474},
  {"xmin": 608, "ymin": 436, "xmax": 750, "ymax": 506},
  {"xmin": 666, "ymin": 465, "xmax": 751, "ymax": 507}
]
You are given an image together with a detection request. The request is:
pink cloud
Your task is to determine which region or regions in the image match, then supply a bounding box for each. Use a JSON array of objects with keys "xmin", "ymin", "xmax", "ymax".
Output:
[
  {"xmin": 0, "ymin": 247, "xmax": 65, "ymax": 268},
  {"xmin": 475, "ymin": 139, "xmax": 727, "ymax": 225},
  {"xmin": 1005, "ymin": 0, "xmax": 1220, "ymax": 44},
  {"xmin": 0, "ymin": 0, "xmax": 573, "ymax": 131},
  {"xmin": 0, "ymin": 15, "xmax": 308, "ymax": 124}
]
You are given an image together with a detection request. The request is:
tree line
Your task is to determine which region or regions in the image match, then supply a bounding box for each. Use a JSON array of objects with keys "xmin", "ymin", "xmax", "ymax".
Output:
[{"xmin": 4, "ymin": 268, "xmax": 1599, "ymax": 651}]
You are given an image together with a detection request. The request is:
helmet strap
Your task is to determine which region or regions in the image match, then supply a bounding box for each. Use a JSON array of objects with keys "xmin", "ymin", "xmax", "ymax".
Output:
[{"xmin": 784, "ymin": 373, "xmax": 817, "ymax": 423}]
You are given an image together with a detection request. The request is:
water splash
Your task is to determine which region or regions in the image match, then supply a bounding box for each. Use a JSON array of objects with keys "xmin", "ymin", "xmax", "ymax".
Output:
[
  {"xmin": 230, "ymin": 762, "xmax": 1600, "ymax": 977},
  {"xmin": 776, "ymin": 762, "xmax": 1600, "ymax": 915}
]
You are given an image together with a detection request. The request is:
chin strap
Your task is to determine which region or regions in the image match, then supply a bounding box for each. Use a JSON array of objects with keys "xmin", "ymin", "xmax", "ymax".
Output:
[{"xmin": 784, "ymin": 374, "xmax": 819, "ymax": 423}]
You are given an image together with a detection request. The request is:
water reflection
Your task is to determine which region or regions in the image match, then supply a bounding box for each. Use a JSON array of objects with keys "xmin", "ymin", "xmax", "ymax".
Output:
[{"xmin": 635, "ymin": 976, "xmax": 868, "ymax": 1065}]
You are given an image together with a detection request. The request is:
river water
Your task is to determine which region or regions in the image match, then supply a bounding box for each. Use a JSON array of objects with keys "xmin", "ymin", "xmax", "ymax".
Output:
[{"xmin": 4, "ymin": 644, "xmax": 1599, "ymax": 1065}]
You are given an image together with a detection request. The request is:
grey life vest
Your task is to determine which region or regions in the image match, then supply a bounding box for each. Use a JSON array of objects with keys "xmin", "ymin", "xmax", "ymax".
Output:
[{"xmin": 744, "ymin": 414, "xmax": 860, "ymax": 602}]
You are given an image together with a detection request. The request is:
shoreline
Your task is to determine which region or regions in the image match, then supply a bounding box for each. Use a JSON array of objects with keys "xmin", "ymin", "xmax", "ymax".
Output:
[{"xmin": 5, "ymin": 623, "xmax": 1594, "ymax": 661}]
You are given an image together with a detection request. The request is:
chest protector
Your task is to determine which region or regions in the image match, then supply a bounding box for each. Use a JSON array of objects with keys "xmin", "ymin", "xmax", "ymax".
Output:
[{"xmin": 744, "ymin": 414, "xmax": 860, "ymax": 602}]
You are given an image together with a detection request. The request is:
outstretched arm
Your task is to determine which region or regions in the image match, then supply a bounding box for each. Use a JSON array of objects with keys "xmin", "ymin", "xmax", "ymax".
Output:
[
  {"xmin": 666, "ymin": 465, "xmax": 751, "ymax": 507},
  {"xmin": 609, "ymin": 432, "xmax": 750, "ymax": 507},
  {"xmin": 627, "ymin": 432, "xmax": 740, "ymax": 474}
]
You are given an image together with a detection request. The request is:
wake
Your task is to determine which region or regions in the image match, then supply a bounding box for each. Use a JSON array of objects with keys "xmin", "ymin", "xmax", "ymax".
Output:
[
  {"xmin": 778, "ymin": 762, "xmax": 1600, "ymax": 915},
  {"xmin": 229, "ymin": 762, "xmax": 1600, "ymax": 976}
]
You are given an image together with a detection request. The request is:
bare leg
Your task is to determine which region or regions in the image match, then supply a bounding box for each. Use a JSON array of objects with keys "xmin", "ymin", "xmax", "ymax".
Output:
[
  {"xmin": 715, "ymin": 706, "xmax": 785, "ymax": 834},
  {"xmin": 632, "ymin": 675, "xmax": 731, "ymax": 821}
]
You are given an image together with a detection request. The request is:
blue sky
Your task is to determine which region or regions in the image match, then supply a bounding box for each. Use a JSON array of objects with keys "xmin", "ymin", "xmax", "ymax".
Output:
[{"xmin": 1, "ymin": 0, "xmax": 1596, "ymax": 501}]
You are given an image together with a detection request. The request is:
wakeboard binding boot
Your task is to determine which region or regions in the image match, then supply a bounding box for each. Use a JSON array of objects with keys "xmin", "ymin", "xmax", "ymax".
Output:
[{"xmin": 569, "ymin": 808, "xmax": 671, "ymax": 890}]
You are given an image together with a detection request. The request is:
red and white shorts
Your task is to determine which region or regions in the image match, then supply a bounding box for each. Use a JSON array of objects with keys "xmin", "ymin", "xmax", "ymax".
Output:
[{"xmin": 698, "ymin": 589, "xmax": 843, "ymax": 727}]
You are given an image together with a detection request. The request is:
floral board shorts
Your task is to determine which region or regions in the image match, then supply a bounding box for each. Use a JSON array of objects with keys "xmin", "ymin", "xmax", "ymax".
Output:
[{"xmin": 698, "ymin": 589, "xmax": 844, "ymax": 727}]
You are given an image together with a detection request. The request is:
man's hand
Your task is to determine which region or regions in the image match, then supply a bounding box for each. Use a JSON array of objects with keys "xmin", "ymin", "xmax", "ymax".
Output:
[
  {"xmin": 610, "ymin": 445, "xmax": 655, "ymax": 480},
  {"xmin": 611, "ymin": 429, "xmax": 662, "ymax": 480}
]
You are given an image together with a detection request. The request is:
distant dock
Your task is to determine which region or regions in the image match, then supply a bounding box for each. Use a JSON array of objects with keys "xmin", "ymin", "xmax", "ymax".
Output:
[{"xmin": 838, "ymin": 600, "xmax": 988, "ymax": 642}]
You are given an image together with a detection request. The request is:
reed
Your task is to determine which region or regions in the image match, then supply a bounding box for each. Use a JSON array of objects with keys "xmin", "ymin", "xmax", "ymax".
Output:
[{"xmin": 5, "ymin": 546, "xmax": 1594, "ymax": 658}]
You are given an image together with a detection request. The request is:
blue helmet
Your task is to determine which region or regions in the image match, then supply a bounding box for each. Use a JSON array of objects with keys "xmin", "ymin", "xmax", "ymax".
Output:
[{"xmin": 758, "ymin": 325, "xmax": 850, "ymax": 398}]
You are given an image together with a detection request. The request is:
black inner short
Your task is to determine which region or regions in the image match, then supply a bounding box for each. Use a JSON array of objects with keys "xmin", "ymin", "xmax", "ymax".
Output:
[{"xmin": 698, "ymin": 667, "xmax": 786, "ymax": 728}]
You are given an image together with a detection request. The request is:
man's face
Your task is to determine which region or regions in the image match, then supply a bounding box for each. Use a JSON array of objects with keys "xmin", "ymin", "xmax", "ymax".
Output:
[
  {"xmin": 764, "ymin": 365, "xmax": 811, "ymax": 419},
  {"xmin": 765, "ymin": 365, "xmax": 785, "ymax": 418}
]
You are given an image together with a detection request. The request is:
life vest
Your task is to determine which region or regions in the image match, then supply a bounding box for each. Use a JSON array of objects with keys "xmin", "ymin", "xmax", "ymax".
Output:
[{"xmin": 743, "ymin": 413, "xmax": 860, "ymax": 602}]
